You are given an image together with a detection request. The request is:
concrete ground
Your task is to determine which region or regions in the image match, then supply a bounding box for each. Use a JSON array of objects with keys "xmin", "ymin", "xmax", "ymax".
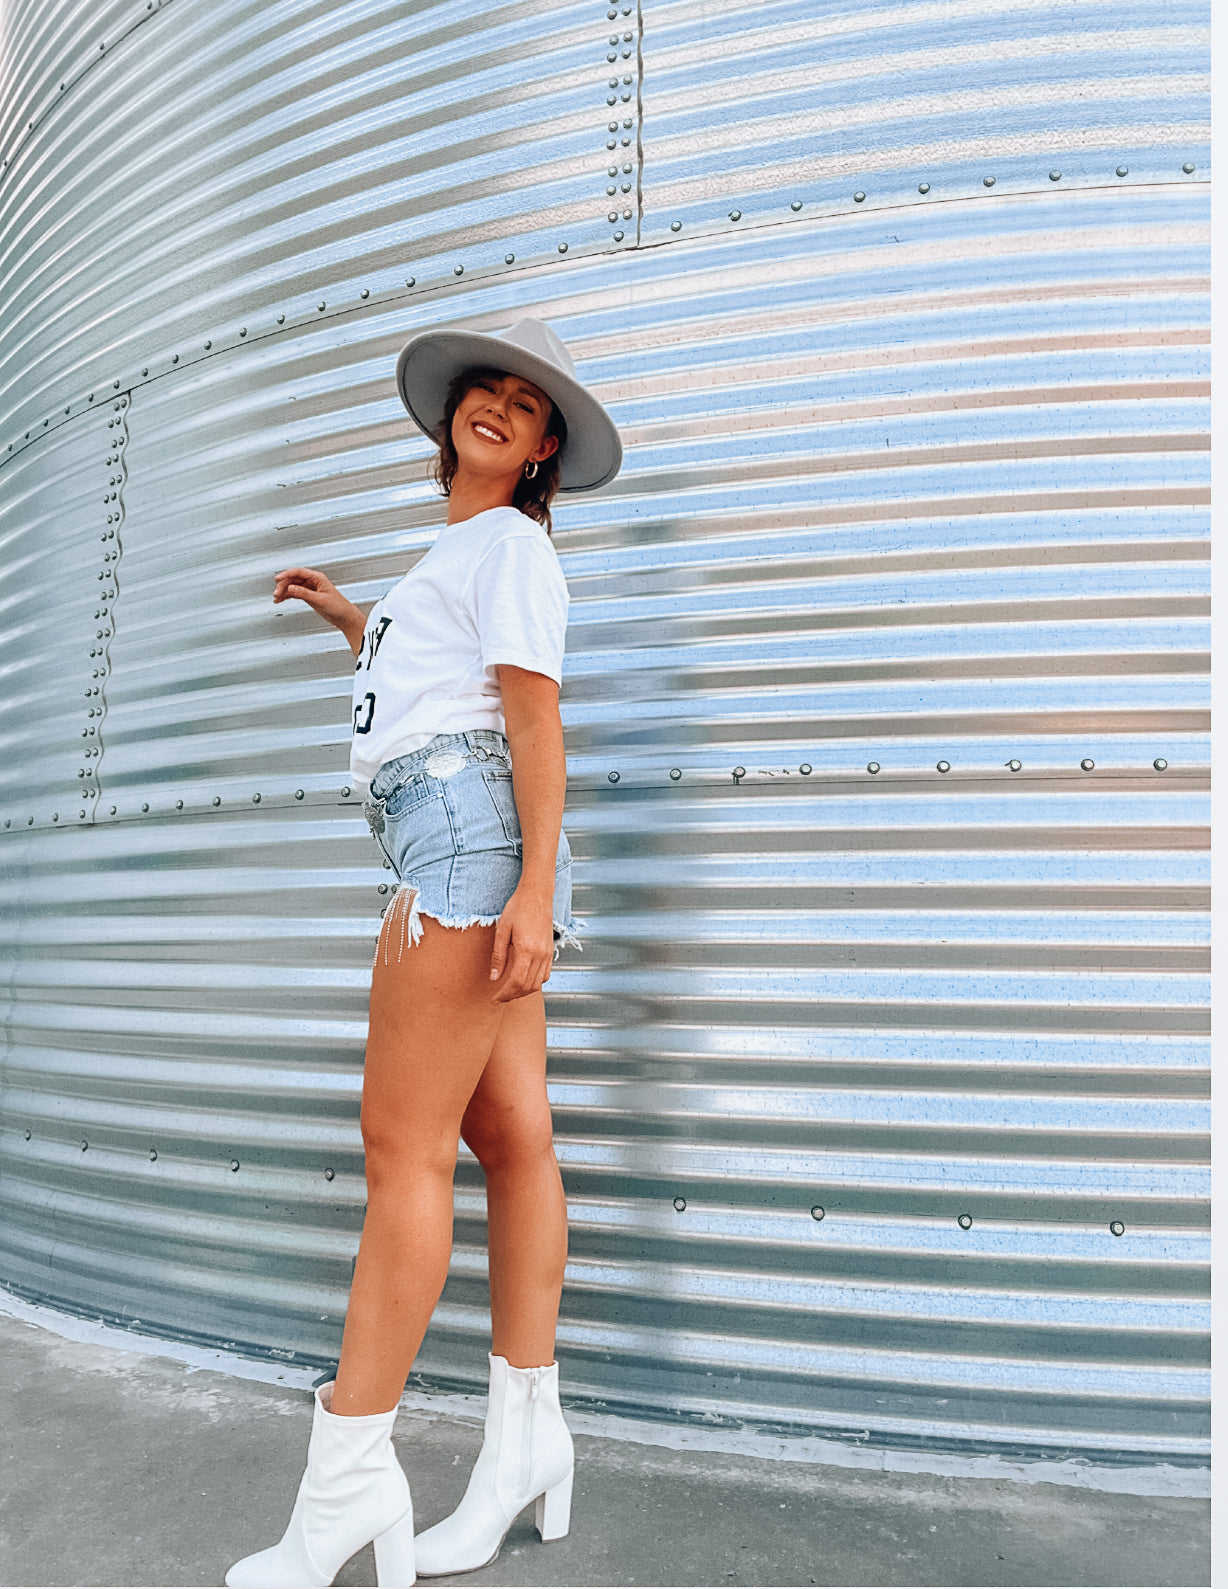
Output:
[{"xmin": 0, "ymin": 1306, "xmax": 1211, "ymax": 1589}]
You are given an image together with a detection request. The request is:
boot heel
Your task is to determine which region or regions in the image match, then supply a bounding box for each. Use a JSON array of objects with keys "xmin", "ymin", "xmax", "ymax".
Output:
[
  {"xmin": 373, "ymin": 1506, "xmax": 417, "ymax": 1587},
  {"xmin": 534, "ymin": 1467, "xmax": 573, "ymax": 1542}
]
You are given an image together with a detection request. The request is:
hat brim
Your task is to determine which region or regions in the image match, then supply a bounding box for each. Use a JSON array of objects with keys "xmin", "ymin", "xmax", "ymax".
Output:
[{"xmin": 395, "ymin": 329, "xmax": 622, "ymax": 493}]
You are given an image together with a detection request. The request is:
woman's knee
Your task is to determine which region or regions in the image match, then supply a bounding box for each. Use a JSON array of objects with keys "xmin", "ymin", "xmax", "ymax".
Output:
[
  {"xmin": 462, "ymin": 1103, "xmax": 556, "ymax": 1174},
  {"xmin": 361, "ymin": 1109, "xmax": 460, "ymax": 1185}
]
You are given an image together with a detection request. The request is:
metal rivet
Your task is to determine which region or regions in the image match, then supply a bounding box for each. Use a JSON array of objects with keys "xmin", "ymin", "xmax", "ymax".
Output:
[
  {"xmin": 958, "ymin": 1213, "xmax": 972, "ymax": 1230},
  {"xmin": 607, "ymin": 771, "xmax": 620, "ymax": 783},
  {"xmin": 230, "ymin": 1159, "xmax": 240, "ymax": 1172},
  {"xmin": 252, "ymin": 792, "xmax": 262, "ymax": 802},
  {"xmin": 557, "ymin": 242, "xmax": 568, "ymax": 253},
  {"xmin": 27, "ymin": 817, "xmax": 32, "ymax": 825},
  {"xmin": 1080, "ymin": 758, "xmax": 1095, "ymax": 771},
  {"xmin": 669, "ymin": 767, "xmax": 681, "ymax": 781},
  {"xmin": 1006, "ymin": 759, "xmax": 1022, "ymax": 772},
  {"xmin": 110, "ymin": 806, "xmax": 116, "ymax": 815},
  {"xmin": 732, "ymin": 766, "xmax": 746, "ymax": 782},
  {"xmin": 799, "ymin": 763, "xmax": 812, "ymax": 775},
  {"xmin": 175, "ymin": 799, "xmax": 184, "ymax": 810},
  {"xmin": 505, "ymin": 253, "xmax": 515, "ymax": 263},
  {"xmin": 212, "ymin": 796, "xmax": 222, "ymax": 806},
  {"xmin": 609, "ymin": 212, "xmax": 619, "ymax": 223},
  {"xmin": 728, "ymin": 209, "xmax": 741, "ymax": 220},
  {"xmin": 607, "ymin": 95, "xmax": 617, "ymax": 105},
  {"xmin": 853, "ymin": 191, "xmax": 865, "ymax": 203},
  {"xmin": 453, "ymin": 265, "xmax": 463, "ymax": 276},
  {"xmin": 149, "ymin": 1148, "xmax": 158, "ymax": 1161},
  {"xmin": 622, "ymin": 208, "xmax": 631, "ymax": 218},
  {"xmin": 52, "ymin": 813, "xmax": 59, "ymax": 822},
  {"xmin": 142, "ymin": 802, "xmax": 150, "ymax": 813},
  {"xmin": 670, "ymin": 220, "xmax": 681, "ymax": 231},
  {"xmin": 141, "ymin": 367, "xmax": 148, "ymax": 376},
  {"xmin": 277, "ymin": 313, "xmax": 285, "ymax": 324},
  {"xmin": 673, "ymin": 1196, "xmax": 686, "ymax": 1212},
  {"xmin": 1115, "ymin": 165, "xmax": 1128, "ymax": 177},
  {"xmin": 614, "ymin": 231, "xmax": 624, "ymax": 241},
  {"xmin": 81, "ymin": 1139, "xmax": 88, "ymax": 1151},
  {"xmin": 204, "ymin": 340, "xmax": 212, "ymax": 350},
  {"xmin": 608, "ymin": 122, "xmax": 619, "ymax": 132},
  {"xmin": 1182, "ymin": 162, "xmax": 1195, "ymax": 174},
  {"xmin": 790, "ymin": 200, "xmax": 802, "ymax": 211},
  {"xmin": 294, "ymin": 789, "xmax": 305, "ymax": 800},
  {"xmin": 866, "ymin": 761, "xmax": 880, "ymax": 774},
  {"xmin": 378, "ymin": 883, "xmax": 388, "ymax": 894},
  {"xmin": 24, "ymin": 1130, "xmax": 31, "ymax": 1140},
  {"xmin": 1049, "ymin": 170, "xmax": 1062, "ymax": 181},
  {"xmin": 982, "ymin": 176, "xmax": 995, "ymax": 187},
  {"xmin": 918, "ymin": 182, "xmax": 930, "ymax": 194},
  {"xmin": 936, "ymin": 760, "xmax": 950, "ymax": 773},
  {"xmin": 1110, "ymin": 1220, "xmax": 1125, "ymax": 1237},
  {"xmin": 360, "ymin": 288, "xmax": 369, "ymax": 299},
  {"xmin": 405, "ymin": 277, "xmax": 415, "ymax": 288},
  {"xmin": 607, "ymin": 139, "xmax": 617, "ymax": 149},
  {"xmin": 316, "ymin": 301, "xmax": 326, "ymax": 311},
  {"xmin": 324, "ymin": 1168, "xmax": 335, "ymax": 1181},
  {"xmin": 1153, "ymin": 758, "xmax": 1168, "ymax": 771},
  {"xmin": 342, "ymin": 786, "xmax": 352, "ymax": 798},
  {"xmin": 810, "ymin": 1205, "xmax": 824, "ymax": 1221}
]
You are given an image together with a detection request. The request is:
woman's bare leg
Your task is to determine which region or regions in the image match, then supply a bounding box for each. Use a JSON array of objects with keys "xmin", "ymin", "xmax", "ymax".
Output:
[
  {"xmin": 460, "ymin": 990, "xmax": 568, "ymax": 1368},
  {"xmin": 331, "ymin": 895, "xmax": 506, "ymax": 1416}
]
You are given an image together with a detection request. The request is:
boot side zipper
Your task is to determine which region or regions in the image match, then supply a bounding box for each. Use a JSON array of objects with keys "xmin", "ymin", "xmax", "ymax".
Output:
[{"xmin": 522, "ymin": 1369, "xmax": 541, "ymax": 1499}]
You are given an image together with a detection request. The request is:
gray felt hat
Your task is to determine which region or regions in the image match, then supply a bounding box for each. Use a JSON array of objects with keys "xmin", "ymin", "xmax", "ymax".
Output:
[{"xmin": 395, "ymin": 317, "xmax": 622, "ymax": 492}]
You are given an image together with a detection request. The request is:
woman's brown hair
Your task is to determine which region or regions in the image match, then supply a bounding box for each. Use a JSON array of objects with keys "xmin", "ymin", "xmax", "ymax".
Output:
[{"xmin": 430, "ymin": 366, "xmax": 568, "ymax": 534}]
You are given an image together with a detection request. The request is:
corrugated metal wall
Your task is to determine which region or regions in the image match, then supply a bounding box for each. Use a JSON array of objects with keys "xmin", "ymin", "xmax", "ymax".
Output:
[{"xmin": 0, "ymin": 0, "xmax": 1209, "ymax": 1460}]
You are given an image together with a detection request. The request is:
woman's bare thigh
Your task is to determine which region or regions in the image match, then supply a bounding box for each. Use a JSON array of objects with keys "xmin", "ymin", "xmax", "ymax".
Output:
[
  {"xmin": 361, "ymin": 891, "xmax": 507, "ymax": 1156},
  {"xmin": 460, "ymin": 991, "xmax": 552, "ymax": 1163}
]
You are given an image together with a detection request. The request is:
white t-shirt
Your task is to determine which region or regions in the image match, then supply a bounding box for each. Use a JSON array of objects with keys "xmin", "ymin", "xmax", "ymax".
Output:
[{"xmin": 349, "ymin": 506, "xmax": 569, "ymax": 794}]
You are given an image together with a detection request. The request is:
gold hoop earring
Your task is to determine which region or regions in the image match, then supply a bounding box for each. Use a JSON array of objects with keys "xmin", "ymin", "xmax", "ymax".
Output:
[{"xmin": 523, "ymin": 459, "xmax": 539, "ymax": 480}]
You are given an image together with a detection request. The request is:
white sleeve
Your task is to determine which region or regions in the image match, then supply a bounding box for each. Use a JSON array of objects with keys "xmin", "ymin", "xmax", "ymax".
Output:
[{"xmin": 470, "ymin": 533, "xmax": 570, "ymax": 684}]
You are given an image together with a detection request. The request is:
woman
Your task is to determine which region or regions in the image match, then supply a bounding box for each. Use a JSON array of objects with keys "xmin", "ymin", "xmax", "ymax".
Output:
[{"xmin": 225, "ymin": 318, "xmax": 622, "ymax": 1588}]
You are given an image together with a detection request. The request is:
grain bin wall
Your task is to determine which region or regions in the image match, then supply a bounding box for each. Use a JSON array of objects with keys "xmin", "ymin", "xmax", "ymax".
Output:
[{"xmin": 0, "ymin": 0, "xmax": 1209, "ymax": 1461}]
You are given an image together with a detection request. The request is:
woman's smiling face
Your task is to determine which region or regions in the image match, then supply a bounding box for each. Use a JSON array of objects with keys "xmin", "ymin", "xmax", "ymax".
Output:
[{"xmin": 450, "ymin": 369, "xmax": 559, "ymax": 482}]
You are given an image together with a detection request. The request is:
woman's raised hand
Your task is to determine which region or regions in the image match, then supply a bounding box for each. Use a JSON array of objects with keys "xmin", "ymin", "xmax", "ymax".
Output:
[{"xmin": 273, "ymin": 566, "xmax": 366, "ymax": 653}]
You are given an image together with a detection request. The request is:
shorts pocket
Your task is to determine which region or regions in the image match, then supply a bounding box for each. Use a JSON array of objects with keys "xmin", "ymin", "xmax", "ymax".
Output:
[
  {"xmin": 479, "ymin": 765, "xmax": 522, "ymax": 850},
  {"xmin": 383, "ymin": 771, "xmax": 437, "ymax": 820}
]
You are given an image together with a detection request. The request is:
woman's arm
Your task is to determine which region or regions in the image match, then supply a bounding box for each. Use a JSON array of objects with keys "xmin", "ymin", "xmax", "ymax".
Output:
[
  {"xmin": 273, "ymin": 566, "xmax": 367, "ymax": 656},
  {"xmin": 490, "ymin": 663, "xmax": 567, "ymax": 1003}
]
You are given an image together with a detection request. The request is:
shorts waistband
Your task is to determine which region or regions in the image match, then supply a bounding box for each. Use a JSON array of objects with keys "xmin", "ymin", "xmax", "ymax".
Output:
[{"xmin": 369, "ymin": 729, "xmax": 510, "ymax": 801}]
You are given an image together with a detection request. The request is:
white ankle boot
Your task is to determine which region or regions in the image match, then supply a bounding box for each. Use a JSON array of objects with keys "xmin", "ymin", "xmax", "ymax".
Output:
[
  {"xmin": 225, "ymin": 1380, "xmax": 416, "ymax": 1588},
  {"xmin": 413, "ymin": 1353, "xmax": 574, "ymax": 1577}
]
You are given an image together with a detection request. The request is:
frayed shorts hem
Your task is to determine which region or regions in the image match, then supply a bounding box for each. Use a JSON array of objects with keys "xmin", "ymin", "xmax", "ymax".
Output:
[{"xmin": 373, "ymin": 882, "xmax": 583, "ymax": 969}]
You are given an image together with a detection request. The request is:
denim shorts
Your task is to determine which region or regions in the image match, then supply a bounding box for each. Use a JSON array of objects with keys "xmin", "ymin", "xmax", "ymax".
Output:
[{"xmin": 361, "ymin": 728, "xmax": 579, "ymax": 963}]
